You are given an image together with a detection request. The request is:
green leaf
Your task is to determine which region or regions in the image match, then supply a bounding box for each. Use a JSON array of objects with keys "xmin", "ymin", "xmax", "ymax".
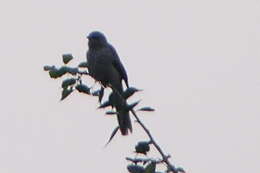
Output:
[
  {"xmin": 66, "ymin": 67, "xmax": 78, "ymax": 75},
  {"xmin": 57, "ymin": 66, "xmax": 68, "ymax": 76},
  {"xmin": 61, "ymin": 88, "xmax": 73, "ymax": 101},
  {"xmin": 127, "ymin": 165, "xmax": 145, "ymax": 173},
  {"xmin": 43, "ymin": 65, "xmax": 55, "ymax": 71},
  {"xmin": 138, "ymin": 107, "xmax": 155, "ymax": 112},
  {"xmin": 49, "ymin": 68, "xmax": 62, "ymax": 79},
  {"xmin": 105, "ymin": 126, "xmax": 119, "ymax": 146},
  {"xmin": 98, "ymin": 101, "xmax": 112, "ymax": 109},
  {"xmin": 62, "ymin": 54, "xmax": 73, "ymax": 64},
  {"xmin": 123, "ymin": 87, "xmax": 141, "ymax": 99},
  {"xmin": 135, "ymin": 141, "xmax": 150, "ymax": 155},
  {"xmin": 175, "ymin": 167, "xmax": 185, "ymax": 173},
  {"xmin": 61, "ymin": 78, "xmax": 76, "ymax": 89},
  {"xmin": 48, "ymin": 66, "xmax": 79, "ymax": 79},
  {"xmin": 98, "ymin": 87, "xmax": 104, "ymax": 103},
  {"xmin": 92, "ymin": 89, "xmax": 100, "ymax": 96},
  {"xmin": 144, "ymin": 162, "xmax": 156, "ymax": 173},
  {"xmin": 75, "ymin": 84, "xmax": 90, "ymax": 95},
  {"xmin": 78, "ymin": 62, "xmax": 88, "ymax": 68},
  {"xmin": 105, "ymin": 111, "xmax": 118, "ymax": 115},
  {"xmin": 127, "ymin": 100, "xmax": 141, "ymax": 111}
]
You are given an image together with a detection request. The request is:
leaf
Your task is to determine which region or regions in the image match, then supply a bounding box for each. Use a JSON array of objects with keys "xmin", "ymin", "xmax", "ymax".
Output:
[
  {"xmin": 48, "ymin": 66, "xmax": 78, "ymax": 79},
  {"xmin": 144, "ymin": 162, "xmax": 156, "ymax": 173},
  {"xmin": 98, "ymin": 100, "xmax": 112, "ymax": 109},
  {"xmin": 138, "ymin": 107, "xmax": 155, "ymax": 112},
  {"xmin": 57, "ymin": 66, "xmax": 69, "ymax": 76},
  {"xmin": 105, "ymin": 126, "xmax": 119, "ymax": 146},
  {"xmin": 127, "ymin": 100, "xmax": 141, "ymax": 111},
  {"xmin": 123, "ymin": 87, "xmax": 141, "ymax": 99},
  {"xmin": 62, "ymin": 54, "xmax": 73, "ymax": 64},
  {"xmin": 143, "ymin": 160, "xmax": 147, "ymax": 165},
  {"xmin": 66, "ymin": 67, "xmax": 78, "ymax": 75},
  {"xmin": 43, "ymin": 65, "xmax": 55, "ymax": 71},
  {"xmin": 92, "ymin": 89, "xmax": 100, "ymax": 96},
  {"xmin": 61, "ymin": 88, "xmax": 73, "ymax": 101},
  {"xmin": 105, "ymin": 111, "xmax": 118, "ymax": 115},
  {"xmin": 61, "ymin": 78, "xmax": 76, "ymax": 89},
  {"xmin": 75, "ymin": 84, "xmax": 91, "ymax": 95},
  {"xmin": 175, "ymin": 167, "xmax": 185, "ymax": 173},
  {"xmin": 49, "ymin": 68, "xmax": 62, "ymax": 79},
  {"xmin": 98, "ymin": 87, "xmax": 104, "ymax": 103},
  {"xmin": 78, "ymin": 62, "xmax": 88, "ymax": 68},
  {"xmin": 127, "ymin": 165, "xmax": 145, "ymax": 173},
  {"xmin": 135, "ymin": 141, "xmax": 150, "ymax": 155}
]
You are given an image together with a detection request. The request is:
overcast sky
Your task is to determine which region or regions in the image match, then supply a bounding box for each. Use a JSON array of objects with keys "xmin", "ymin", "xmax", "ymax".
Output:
[{"xmin": 0, "ymin": 0, "xmax": 259, "ymax": 173}]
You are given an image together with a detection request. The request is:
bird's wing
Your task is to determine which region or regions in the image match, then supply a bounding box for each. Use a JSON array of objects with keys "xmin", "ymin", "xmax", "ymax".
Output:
[{"xmin": 109, "ymin": 44, "xmax": 129, "ymax": 88}]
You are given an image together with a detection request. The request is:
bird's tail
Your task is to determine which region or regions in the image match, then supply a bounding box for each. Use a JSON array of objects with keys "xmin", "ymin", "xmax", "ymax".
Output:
[
  {"xmin": 116, "ymin": 107, "xmax": 132, "ymax": 135},
  {"xmin": 111, "ymin": 85, "xmax": 132, "ymax": 135}
]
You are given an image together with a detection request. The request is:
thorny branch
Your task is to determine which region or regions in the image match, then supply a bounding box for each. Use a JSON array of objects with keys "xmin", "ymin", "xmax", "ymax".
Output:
[
  {"xmin": 111, "ymin": 85, "xmax": 180, "ymax": 173},
  {"xmin": 126, "ymin": 155, "xmax": 170, "ymax": 165},
  {"xmin": 130, "ymin": 109, "xmax": 177, "ymax": 173},
  {"xmin": 44, "ymin": 56, "xmax": 184, "ymax": 173}
]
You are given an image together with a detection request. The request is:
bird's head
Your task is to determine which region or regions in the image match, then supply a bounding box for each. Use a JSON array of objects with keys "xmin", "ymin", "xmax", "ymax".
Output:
[{"xmin": 87, "ymin": 31, "xmax": 107, "ymax": 49}]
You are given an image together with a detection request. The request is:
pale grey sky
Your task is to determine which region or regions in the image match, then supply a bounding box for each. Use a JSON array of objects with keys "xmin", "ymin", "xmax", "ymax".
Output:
[{"xmin": 0, "ymin": 0, "xmax": 259, "ymax": 173}]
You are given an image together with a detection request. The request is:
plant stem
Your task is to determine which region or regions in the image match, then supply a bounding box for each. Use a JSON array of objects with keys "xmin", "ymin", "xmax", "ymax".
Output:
[
  {"xmin": 130, "ymin": 109, "xmax": 177, "ymax": 173},
  {"xmin": 108, "ymin": 85, "xmax": 179, "ymax": 173}
]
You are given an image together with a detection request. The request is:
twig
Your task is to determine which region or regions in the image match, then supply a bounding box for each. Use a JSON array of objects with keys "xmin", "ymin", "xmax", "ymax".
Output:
[
  {"xmin": 110, "ymin": 85, "xmax": 178, "ymax": 173},
  {"xmin": 130, "ymin": 109, "xmax": 177, "ymax": 173},
  {"xmin": 74, "ymin": 73, "xmax": 180, "ymax": 172},
  {"xmin": 126, "ymin": 156, "xmax": 170, "ymax": 165}
]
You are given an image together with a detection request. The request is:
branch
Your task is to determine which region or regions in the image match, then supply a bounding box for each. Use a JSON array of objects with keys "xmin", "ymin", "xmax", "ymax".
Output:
[
  {"xmin": 130, "ymin": 109, "xmax": 177, "ymax": 173},
  {"xmin": 126, "ymin": 156, "xmax": 170, "ymax": 165},
  {"xmin": 111, "ymin": 85, "xmax": 179, "ymax": 173},
  {"xmin": 44, "ymin": 57, "xmax": 184, "ymax": 173}
]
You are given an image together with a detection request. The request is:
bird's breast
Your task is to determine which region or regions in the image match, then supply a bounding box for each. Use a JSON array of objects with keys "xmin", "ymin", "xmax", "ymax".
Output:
[{"xmin": 87, "ymin": 49, "xmax": 116, "ymax": 85}]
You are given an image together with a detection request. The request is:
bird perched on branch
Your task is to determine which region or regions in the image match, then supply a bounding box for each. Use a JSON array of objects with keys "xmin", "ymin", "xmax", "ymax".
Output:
[{"xmin": 86, "ymin": 31, "xmax": 132, "ymax": 135}]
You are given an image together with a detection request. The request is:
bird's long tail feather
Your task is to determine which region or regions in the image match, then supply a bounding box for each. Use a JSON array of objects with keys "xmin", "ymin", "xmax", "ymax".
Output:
[{"xmin": 111, "ymin": 85, "xmax": 132, "ymax": 135}]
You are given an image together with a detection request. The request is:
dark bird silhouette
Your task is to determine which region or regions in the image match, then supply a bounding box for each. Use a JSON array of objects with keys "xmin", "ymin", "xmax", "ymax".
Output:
[{"xmin": 86, "ymin": 31, "xmax": 132, "ymax": 135}]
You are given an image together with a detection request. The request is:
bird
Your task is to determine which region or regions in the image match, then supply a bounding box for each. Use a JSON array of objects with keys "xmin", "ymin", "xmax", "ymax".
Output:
[{"xmin": 86, "ymin": 31, "xmax": 132, "ymax": 135}]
